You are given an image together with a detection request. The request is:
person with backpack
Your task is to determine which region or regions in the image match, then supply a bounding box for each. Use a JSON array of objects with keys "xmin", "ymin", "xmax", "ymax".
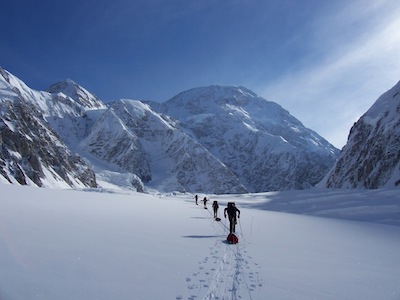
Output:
[
  {"xmin": 203, "ymin": 197, "xmax": 208, "ymax": 209},
  {"xmin": 212, "ymin": 200, "xmax": 219, "ymax": 219},
  {"xmin": 224, "ymin": 202, "xmax": 240, "ymax": 233}
]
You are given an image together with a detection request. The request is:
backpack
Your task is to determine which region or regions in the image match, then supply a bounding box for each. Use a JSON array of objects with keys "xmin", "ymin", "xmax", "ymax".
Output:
[
  {"xmin": 226, "ymin": 202, "xmax": 236, "ymax": 216},
  {"xmin": 226, "ymin": 233, "xmax": 239, "ymax": 244}
]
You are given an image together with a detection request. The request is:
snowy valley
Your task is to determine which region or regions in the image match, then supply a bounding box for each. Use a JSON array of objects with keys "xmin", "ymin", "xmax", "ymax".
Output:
[
  {"xmin": 3, "ymin": 66, "xmax": 399, "ymax": 193},
  {"xmin": 1, "ymin": 65, "xmax": 400, "ymax": 300}
]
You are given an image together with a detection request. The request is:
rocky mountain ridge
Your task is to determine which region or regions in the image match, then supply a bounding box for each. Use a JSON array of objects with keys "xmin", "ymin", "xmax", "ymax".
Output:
[
  {"xmin": 0, "ymin": 68, "xmax": 97, "ymax": 188},
  {"xmin": 321, "ymin": 80, "xmax": 400, "ymax": 188}
]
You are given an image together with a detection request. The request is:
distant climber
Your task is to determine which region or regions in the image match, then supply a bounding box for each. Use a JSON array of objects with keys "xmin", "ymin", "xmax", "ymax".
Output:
[
  {"xmin": 224, "ymin": 202, "xmax": 240, "ymax": 233},
  {"xmin": 203, "ymin": 197, "xmax": 208, "ymax": 209},
  {"xmin": 212, "ymin": 200, "xmax": 219, "ymax": 219},
  {"xmin": 194, "ymin": 194, "xmax": 198, "ymax": 205}
]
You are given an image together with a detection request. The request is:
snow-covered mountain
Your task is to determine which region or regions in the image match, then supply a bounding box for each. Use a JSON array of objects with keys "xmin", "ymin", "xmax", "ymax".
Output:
[
  {"xmin": 80, "ymin": 99, "xmax": 247, "ymax": 194},
  {"xmin": 1, "ymin": 67, "xmax": 341, "ymax": 193},
  {"xmin": 0, "ymin": 67, "xmax": 97, "ymax": 188},
  {"xmin": 47, "ymin": 79, "xmax": 107, "ymax": 110},
  {"xmin": 44, "ymin": 78, "xmax": 107, "ymax": 150},
  {"xmin": 322, "ymin": 80, "xmax": 400, "ymax": 188},
  {"xmin": 150, "ymin": 86, "xmax": 339, "ymax": 192}
]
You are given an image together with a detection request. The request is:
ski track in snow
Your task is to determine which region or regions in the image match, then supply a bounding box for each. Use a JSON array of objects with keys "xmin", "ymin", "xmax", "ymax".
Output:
[{"xmin": 176, "ymin": 206, "xmax": 263, "ymax": 300}]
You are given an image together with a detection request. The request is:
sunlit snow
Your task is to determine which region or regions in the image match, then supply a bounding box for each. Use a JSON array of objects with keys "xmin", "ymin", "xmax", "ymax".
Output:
[{"xmin": 0, "ymin": 183, "xmax": 399, "ymax": 300}]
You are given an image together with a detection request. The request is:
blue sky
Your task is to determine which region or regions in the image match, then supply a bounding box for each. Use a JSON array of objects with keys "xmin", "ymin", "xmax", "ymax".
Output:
[{"xmin": 1, "ymin": 0, "xmax": 400, "ymax": 148}]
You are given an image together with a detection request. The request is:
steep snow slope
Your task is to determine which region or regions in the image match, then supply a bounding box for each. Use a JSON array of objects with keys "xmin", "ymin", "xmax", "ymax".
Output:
[
  {"xmin": 0, "ymin": 67, "xmax": 97, "ymax": 188},
  {"xmin": 322, "ymin": 80, "xmax": 400, "ymax": 188},
  {"xmin": 44, "ymin": 79, "xmax": 107, "ymax": 150},
  {"xmin": 80, "ymin": 99, "xmax": 247, "ymax": 193},
  {"xmin": 152, "ymin": 86, "xmax": 339, "ymax": 192}
]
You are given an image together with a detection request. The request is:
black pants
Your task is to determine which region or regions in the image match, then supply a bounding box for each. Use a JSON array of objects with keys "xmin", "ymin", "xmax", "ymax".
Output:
[{"xmin": 228, "ymin": 216, "xmax": 236, "ymax": 233}]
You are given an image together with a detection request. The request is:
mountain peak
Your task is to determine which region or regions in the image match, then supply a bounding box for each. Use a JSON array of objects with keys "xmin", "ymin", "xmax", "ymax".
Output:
[
  {"xmin": 47, "ymin": 79, "xmax": 86, "ymax": 96},
  {"xmin": 363, "ymin": 80, "xmax": 400, "ymax": 125},
  {"xmin": 153, "ymin": 85, "xmax": 339, "ymax": 192},
  {"xmin": 47, "ymin": 80, "xmax": 106, "ymax": 110},
  {"xmin": 323, "ymin": 80, "xmax": 400, "ymax": 188},
  {"xmin": 169, "ymin": 85, "xmax": 259, "ymax": 106}
]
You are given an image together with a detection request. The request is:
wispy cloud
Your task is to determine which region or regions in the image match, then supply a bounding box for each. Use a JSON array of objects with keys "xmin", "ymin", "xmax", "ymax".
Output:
[{"xmin": 260, "ymin": 0, "xmax": 400, "ymax": 148}]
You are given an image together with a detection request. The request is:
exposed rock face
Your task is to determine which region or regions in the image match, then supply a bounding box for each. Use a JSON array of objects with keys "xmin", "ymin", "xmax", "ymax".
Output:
[
  {"xmin": 323, "ymin": 81, "xmax": 400, "ymax": 188},
  {"xmin": 0, "ymin": 67, "xmax": 97, "ymax": 188}
]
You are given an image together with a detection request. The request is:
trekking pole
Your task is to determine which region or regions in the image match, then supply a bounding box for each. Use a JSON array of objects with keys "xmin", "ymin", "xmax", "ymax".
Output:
[
  {"xmin": 224, "ymin": 216, "xmax": 227, "ymax": 233},
  {"xmin": 238, "ymin": 217, "xmax": 244, "ymax": 239}
]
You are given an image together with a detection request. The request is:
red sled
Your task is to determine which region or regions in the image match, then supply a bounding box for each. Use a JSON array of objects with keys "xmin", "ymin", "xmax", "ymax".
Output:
[{"xmin": 226, "ymin": 233, "xmax": 239, "ymax": 244}]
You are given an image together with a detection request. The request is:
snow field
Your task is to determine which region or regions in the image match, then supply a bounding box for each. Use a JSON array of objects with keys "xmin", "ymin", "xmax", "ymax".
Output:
[{"xmin": 0, "ymin": 184, "xmax": 399, "ymax": 300}]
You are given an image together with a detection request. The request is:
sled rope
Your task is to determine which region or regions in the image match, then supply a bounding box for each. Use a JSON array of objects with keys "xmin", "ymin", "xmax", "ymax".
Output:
[
  {"xmin": 200, "ymin": 202, "xmax": 253, "ymax": 300},
  {"xmin": 224, "ymin": 232, "xmax": 253, "ymax": 300},
  {"xmin": 203, "ymin": 201, "xmax": 230, "ymax": 233}
]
